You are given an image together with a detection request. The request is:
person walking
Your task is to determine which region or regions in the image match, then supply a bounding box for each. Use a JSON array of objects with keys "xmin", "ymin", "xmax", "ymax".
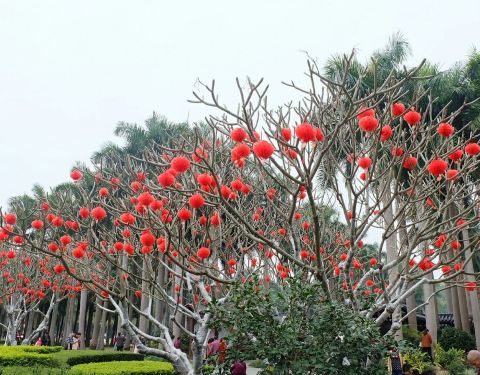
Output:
[
  {"xmin": 218, "ymin": 338, "xmax": 227, "ymax": 364},
  {"xmin": 72, "ymin": 333, "xmax": 80, "ymax": 350},
  {"xmin": 115, "ymin": 332, "xmax": 125, "ymax": 351},
  {"xmin": 173, "ymin": 336, "xmax": 181, "ymax": 349},
  {"xmin": 42, "ymin": 332, "xmax": 51, "ymax": 346},
  {"xmin": 387, "ymin": 347, "xmax": 404, "ymax": 375},
  {"xmin": 66, "ymin": 332, "xmax": 75, "ymax": 350},
  {"xmin": 420, "ymin": 329, "xmax": 433, "ymax": 360}
]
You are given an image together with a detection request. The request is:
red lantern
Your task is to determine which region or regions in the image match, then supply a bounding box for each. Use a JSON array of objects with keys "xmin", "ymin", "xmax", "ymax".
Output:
[
  {"xmin": 157, "ymin": 172, "xmax": 175, "ymax": 187},
  {"xmin": 358, "ymin": 157, "xmax": 372, "ymax": 169},
  {"xmin": 391, "ymin": 103, "xmax": 405, "ymax": 117},
  {"xmin": 188, "ymin": 194, "xmax": 205, "ymax": 209},
  {"xmin": 177, "ymin": 208, "xmax": 192, "ymax": 221},
  {"xmin": 380, "ymin": 125, "xmax": 393, "ymax": 141},
  {"xmin": 171, "ymin": 156, "xmax": 191, "ymax": 173},
  {"xmin": 31, "ymin": 220, "xmax": 44, "ymax": 230},
  {"xmin": 230, "ymin": 127, "xmax": 248, "ymax": 143},
  {"xmin": 295, "ymin": 122, "xmax": 316, "ymax": 142},
  {"xmin": 437, "ymin": 123, "xmax": 454, "ymax": 137},
  {"xmin": 197, "ymin": 247, "xmax": 210, "ymax": 259},
  {"xmin": 427, "ymin": 159, "xmax": 448, "ymax": 176},
  {"xmin": 253, "ymin": 141, "xmax": 275, "ymax": 159},
  {"xmin": 465, "ymin": 143, "xmax": 480, "ymax": 156},
  {"xmin": 358, "ymin": 116, "xmax": 378, "ymax": 132},
  {"xmin": 403, "ymin": 110, "xmax": 421, "ymax": 125},
  {"xmin": 91, "ymin": 207, "xmax": 107, "ymax": 221},
  {"xmin": 70, "ymin": 169, "xmax": 83, "ymax": 181}
]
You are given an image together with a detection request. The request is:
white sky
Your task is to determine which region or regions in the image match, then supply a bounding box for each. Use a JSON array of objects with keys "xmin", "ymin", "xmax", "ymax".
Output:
[{"xmin": 1, "ymin": 0, "xmax": 480, "ymax": 210}]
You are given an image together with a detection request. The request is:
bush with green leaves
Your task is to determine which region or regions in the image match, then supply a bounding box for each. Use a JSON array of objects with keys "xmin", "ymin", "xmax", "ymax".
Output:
[
  {"xmin": 202, "ymin": 364, "xmax": 214, "ymax": 375},
  {"xmin": 22, "ymin": 346, "xmax": 63, "ymax": 354},
  {"xmin": 439, "ymin": 326, "xmax": 476, "ymax": 352},
  {"xmin": 62, "ymin": 352, "xmax": 145, "ymax": 366},
  {"xmin": 403, "ymin": 349, "xmax": 435, "ymax": 373},
  {"xmin": 209, "ymin": 277, "xmax": 387, "ymax": 375},
  {"xmin": 68, "ymin": 360, "xmax": 174, "ymax": 375},
  {"xmin": 435, "ymin": 345, "xmax": 467, "ymax": 375},
  {"xmin": 0, "ymin": 346, "xmax": 61, "ymax": 368},
  {"xmin": 402, "ymin": 326, "xmax": 420, "ymax": 347},
  {"xmin": 0, "ymin": 366, "xmax": 68, "ymax": 375}
]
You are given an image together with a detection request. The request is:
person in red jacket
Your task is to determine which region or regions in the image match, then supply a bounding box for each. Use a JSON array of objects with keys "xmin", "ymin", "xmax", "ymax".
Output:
[{"xmin": 420, "ymin": 329, "xmax": 433, "ymax": 360}]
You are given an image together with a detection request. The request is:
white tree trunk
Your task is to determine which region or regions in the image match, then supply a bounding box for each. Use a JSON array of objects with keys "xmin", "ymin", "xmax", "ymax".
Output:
[{"xmin": 383, "ymin": 188, "xmax": 403, "ymax": 340}]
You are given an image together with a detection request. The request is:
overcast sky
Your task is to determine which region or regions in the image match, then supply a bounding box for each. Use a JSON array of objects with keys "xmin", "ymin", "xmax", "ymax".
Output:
[{"xmin": 1, "ymin": 0, "xmax": 480, "ymax": 210}]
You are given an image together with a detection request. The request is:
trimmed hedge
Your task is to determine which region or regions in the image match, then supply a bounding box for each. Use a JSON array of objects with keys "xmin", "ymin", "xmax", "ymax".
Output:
[
  {"xmin": 0, "ymin": 366, "xmax": 68, "ymax": 374},
  {"xmin": 68, "ymin": 360, "xmax": 175, "ymax": 375},
  {"xmin": 0, "ymin": 346, "xmax": 61, "ymax": 368},
  {"xmin": 0, "ymin": 352, "xmax": 61, "ymax": 367},
  {"xmin": 23, "ymin": 346, "xmax": 63, "ymax": 354},
  {"xmin": 64, "ymin": 352, "xmax": 145, "ymax": 366}
]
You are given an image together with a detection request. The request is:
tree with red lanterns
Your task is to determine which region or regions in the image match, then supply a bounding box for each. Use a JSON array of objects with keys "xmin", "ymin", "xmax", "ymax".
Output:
[{"xmin": 1, "ymin": 53, "xmax": 480, "ymax": 373}]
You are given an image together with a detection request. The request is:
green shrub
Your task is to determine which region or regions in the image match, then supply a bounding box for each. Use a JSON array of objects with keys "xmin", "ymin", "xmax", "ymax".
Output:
[
  {"xmin": 23, "ymin": 346, "xmax": 63, "ymax": 354},
  {"xmin": 249, "ymin": 359, "xmax": 266, "ymax": 368},
  {"xmin": 0, "ymin": 347, "xmax": 61, "ymax": 368},
  {"xmin": 438, "ymin": 326, "xmax": 476, "ymax": 352},
  {"xmin": 404, "ymin": 348, "xmax": 435, "ymax": 373},
  {"xmin": 402, "ymin": 326, "xmax": 420, "ymax": 347},
  {"xmin": 209, "ymin": 278, "xmax": 387, "ymax": 375},
  {"xmin": 0, "ymin": 366, "xmax": 68, "ymax": 374},
  {"xmin": 435, "ymin": 345, "xmax": 467, "ymax": 375},
  {"xmin": 202, "ymin": 364, "xmax": 214, "ymax": 375},
  {"xmin": 0, "ymin": 352, "xmax": 61, "ymax": 367},
  {"xmin": 68, "ymin": 360, "xmax": 175, "ymax": 375},
  {"xmin": 64, "ymin": 352, "xmax": 145, "ymax": 367}
]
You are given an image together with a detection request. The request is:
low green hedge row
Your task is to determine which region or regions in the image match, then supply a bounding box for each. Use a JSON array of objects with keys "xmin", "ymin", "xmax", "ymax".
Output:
[
  {"xmin": 65, "ymin": 352, "xmax": 145, "ymax": 366},
  {"xmin": 68, "ymin": 361, "xmax": 175, "ymax": 375},
  {"xmin": 0, "ymin": 366, "xmax": 68, "ymax": 374},
  {"xmin": 0, "ymin": 351, "xmax": 61, "ymax": 368},
  {"xmin": 23, "ymin": 346, "xmax": 63, "ymax": 354}
]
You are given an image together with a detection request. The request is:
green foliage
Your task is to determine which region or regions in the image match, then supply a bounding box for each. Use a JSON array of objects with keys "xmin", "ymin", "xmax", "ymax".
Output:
[
  {"xmin": 23, "ymin": 346, "xmax": 63, "ymax": 354},
  {"xmin": 403, "ymin": 349, "xmax": 435, "ymax": 373},
  {"xmin": 402, "ymin": 326, "xmax": 420, "ymax": 347},
  {"xmin": 209, "ymin": 277, "xmax": 387, "ymax": 375},
  {"xmin": 435, "ymin": 345, "xmax": 467, "ymax": 375},
  {"xmin": 0, "ymin": 346, "xmax": 61, "ymax": 368},
  {"xmin": 68, "ymin": 360, "xmax": 174, "ymax": 375},
  {"xmin": 61, "ymin": 352, "xmax": 145, "ymax": 367},
  {"xmin": 249, "ymin": 359, "xmax": 267, "ymax": 368},
  {"xmin": 0, "ymin": 366, "xmax": 67, "ymax": 375},
  {"xmin": 202, "ymin": 364, "xmax": 214, "ymax": 375},
  {"xmin": 0, "ymin": 351, "xmax": 61, "ymax": 368},
  {"xmin": 438, "ymin": 326, "xmax": 476, "ymax": 352}
]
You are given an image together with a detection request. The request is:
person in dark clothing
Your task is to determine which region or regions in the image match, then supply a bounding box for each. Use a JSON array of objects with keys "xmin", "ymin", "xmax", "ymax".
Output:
[
  {"xmin": 41, "ymin": 332, "xmax": 51, "ymax": 346},
  {"xmin": 231, "ymin": 361, "xmax": 247, "ymax": 375},
  {"xmin": 66, "ymin": 332, "xmax": 75, "ymax": 350},
  {"xmin": 387, "ymin": 347, "xmax": 403, "ymax": 375},
  {"xmin": 115, "ymin": 332, "xmax": 125, "ymax": 351}
]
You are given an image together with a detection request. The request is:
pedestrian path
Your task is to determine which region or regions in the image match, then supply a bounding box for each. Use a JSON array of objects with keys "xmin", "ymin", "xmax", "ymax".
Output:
[{"xmin": 246, "ymin": 362, "xmax": 262, "ymax": 375}]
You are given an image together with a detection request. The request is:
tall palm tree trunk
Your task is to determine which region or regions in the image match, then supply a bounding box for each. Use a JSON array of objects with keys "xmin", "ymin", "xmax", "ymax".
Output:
[
  {"xmin": 383, "ymin": 188, "xmax": 403, "ymax": 340},
  {"xmin": 463, "ymin": 228, "xmax": 480, "ymax": 347},
  {"xmin": 78, "ymin": 289, "xmax": 88, "ymax": 349},
  {"xmin": 90, "ymin": 296, "xmax": 103, "ymax": 348}
]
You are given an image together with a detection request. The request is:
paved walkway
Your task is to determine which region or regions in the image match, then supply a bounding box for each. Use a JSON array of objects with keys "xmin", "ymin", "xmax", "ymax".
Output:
[{"xmin": 246, "ymin": 362, "xmax": 262, "ymax": 375}]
